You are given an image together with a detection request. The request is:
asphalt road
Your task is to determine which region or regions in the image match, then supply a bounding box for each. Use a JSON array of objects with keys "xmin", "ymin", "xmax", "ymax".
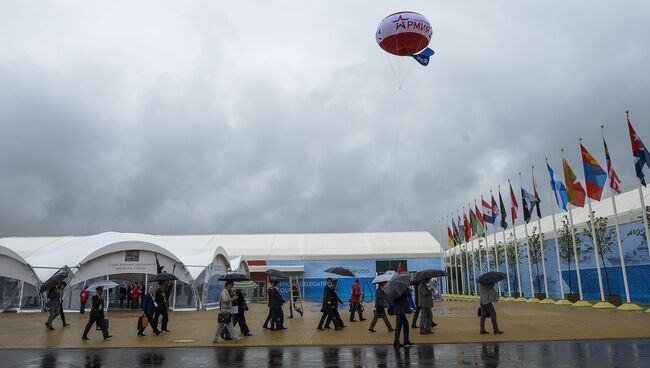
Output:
[{"xmin": 1, "ymin": 339, "xmax": 649, "ymax": 367}]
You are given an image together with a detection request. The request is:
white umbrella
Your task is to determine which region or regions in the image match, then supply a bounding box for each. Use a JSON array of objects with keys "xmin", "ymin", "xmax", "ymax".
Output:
[
  {"xmin": 372, "ymin": 271, "xmax": 396, "ymax": 284},
  {"xmin": 87, "ymin": 280, "xmax": 119, "ymax": 291}
]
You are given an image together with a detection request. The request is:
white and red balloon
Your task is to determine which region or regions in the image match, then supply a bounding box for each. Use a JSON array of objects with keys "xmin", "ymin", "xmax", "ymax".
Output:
[{"xmin": 376, "ymin": 11, "xmax": 432, "ymax": 56}]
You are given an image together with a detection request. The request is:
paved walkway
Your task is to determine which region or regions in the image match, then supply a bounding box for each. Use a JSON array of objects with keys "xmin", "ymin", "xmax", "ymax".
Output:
[
  {"xmin": 1, "ymin": 301, "xmax": 649, "ymax": 349},
  {"xmin": 2, "ymin": 340, "xmax": 649, "ymax": 367}
]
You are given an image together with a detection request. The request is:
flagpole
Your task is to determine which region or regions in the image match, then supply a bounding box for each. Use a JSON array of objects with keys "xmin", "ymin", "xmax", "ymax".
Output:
[
  {"xmin": 602, "ymin": 126, "xmax": 641, "ymax": 310},
  {"xmin": 439, "ymin": 217, "xmax": 446, "ymax": 296},
  {"xmin": 520, "ymin": 172, "xmax": 537, "ymax": 302},
  {"xmin": 499, "ymin": 185, "xmax": 513, "ymax": 300},
  {"xmin": 546, "ymin": 158, "xmax": 570, "ymax": 305},
  {"xmin": 509, "ymin": 179, "xmax": 525, "ymax": 302},
  {"xmin": 637, "ymin": 181, "xmax": 650, "ymax": 256},
  {"xmin": 628, "ymin": 111, "xmax": 650, "ymax": 256},
  {"xmin": 474, "ymin": 202, "xmax": 483, "ymax": 279},
  {"xmin": 579, "ymin": 138, "xmax": 614, "ymax": 309},
  {"xmin": 490, "ymin": 191, "xmax": 502, "ymax": 296},
  {"xmin": 533, "ymin": 165, "xmax": 553, "ymax": 303},
  {"xmin": 470, "ymin": 237, "xmax": 478, "ymax": 295}
]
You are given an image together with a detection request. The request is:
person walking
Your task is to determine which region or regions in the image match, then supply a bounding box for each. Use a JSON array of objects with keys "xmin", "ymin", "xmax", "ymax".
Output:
[
  {"xmin": 44, "ymin": 283, "xmax": 62, "ymax": 330},
  {"xmin": 131, "ymin": 282, "xmax": 141, "ymax": 310},
  {"xmin": 213, "ymin": 281, "xmax": 239, "ymax": 343},
  {"xmin": 317, "ymin": 278, "xmax": 336, "ymax": 330},
  {"xmin": 126, "ymin": 282, "xmax": 133, "ymax": 309},
  {"xmin": 411, "ymin": 282, "xmax": 421, "ymax": 328},
  {"xmin": 325, "ymin": 280, "xmax": 345, "ymax": 330},
  {"xmin": 119, "ymin": 284, "xmax": 127, "ymax": 309},
  {"xmin": 262, "ymin": 284, "xmax": 274, "ymax": 329},
  {"xmin": 138, "ymin": 286, "xmax": 160, "ymax": 336},
  {"xmin": 269, "ymin": 280, "xmax": 286, "ymax": 330},
  {"xmin": 80, "ymin": 284, "xmax": 90, "ymax": 314},
  {"xmin": 57, "ymin": 282, "xmax": 70, "ymax": 328},
  {"xmin": 417, "ymin": 278, "xmax": 433, "ymax": 335},
  {"xmin": 392, "ymin": 288, "xmax": 413, "ymax": 347},
  {"xmin": 349, "ymin": 279, "xmax": 365, "ymax": 322},
  {"xmin": 232, "ymin": 288, "xmax": 252, "ymax": 336},
  {"xmin": 479, "ymin": 283, "xmax": 504, "ymax": 335},
  {"xmin": 368, "ymin": 281, "xmax": 393, "ymax": 332},
  {"xmin": 81, "ymin": 286, "xmax": 111, "ymax": 341},
  {"xmin": 154, "ymin": 282, "xmax": 170, "ymax": 333}
]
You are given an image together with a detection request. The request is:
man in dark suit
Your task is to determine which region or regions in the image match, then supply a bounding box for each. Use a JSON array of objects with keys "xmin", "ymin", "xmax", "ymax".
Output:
[
  {"xmin": 324, "ymin": 280, "xmax": 345, "ymax": 330},
  {"xmin": 138, "ymin": 286, "xmax": 160, "ymax": 336},
  {"xmin": 317, "ymin": 278, "xmax": 335, "ymax": 330},
  {"xmin": 369, "ymin": 281, "xmax": 394, "ymax": 332},
  {"xmin": 262, "ymin": 284, "xmax": 274, "ymax": 329},
  {"xmin": 44, "ymin": 283, "xmax": 62, "ymax": 330},
  {"xmin": 154, "ymin": 282, "xmax": 170, "ymax": 333},
  {"xmin": 269, "ymin": 280, "xmax": 286, "ymax": 330},
  {"xmin": 81, "ymin": 286, "xmax": 111, "ymax": 341},
  {"xmin": 392, "ymin": 288, "xmax": 412, "ymax": 347},
  {"xmin": 232, "ymin": 288, "xmax": 252, "ymax": 336}
]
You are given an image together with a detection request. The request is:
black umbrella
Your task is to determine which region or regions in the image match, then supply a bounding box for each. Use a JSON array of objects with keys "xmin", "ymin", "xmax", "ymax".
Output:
[
  {"xmin": 384, "ymin": 272, "xmax": 412, "ymax": 301},
  {"xmin": 266, "ymin": 269, "xmax": 289, "ymax": 279},
  {"xmin": 149, "ymin": 272, "xmax": 179, "ymax": 282},
  {"xmin": 218, "ymin": 273, "xmax": 250, "ymax": 282},
  {"xmin": 39, "ymin": 267, "xmax": 69, "ymax": 293},
  {"xmin": 476, "ymin": 271, "xmax": 507, "ymax": 285},
  {"xmin": 412, "ymin": 269, "xmax": 447, "ymax": 284},
  {"xmin": 324, "ymin": 267, "xmax": 356, "ymax": 278}
]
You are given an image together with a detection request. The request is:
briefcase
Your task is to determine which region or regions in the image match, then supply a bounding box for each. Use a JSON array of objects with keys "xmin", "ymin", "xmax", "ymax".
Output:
[
  {"xmin": 138, "ymin": 314, "xmax": 149, "ymax": 329},
  {"xmin": 218, "ymin": 311, "xmax": 231, "ymax": 324}
]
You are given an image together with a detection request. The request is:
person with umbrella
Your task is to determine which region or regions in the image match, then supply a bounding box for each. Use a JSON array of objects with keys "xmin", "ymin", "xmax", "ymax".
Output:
[
  {"xmin": 477, "ymin": 272, "xmax": 505, "ymax": 335},
  {"xmin": 417, "ymin": 278, "xmax": 434, "ymax": 335},
  {"xmin": 213, "ymin": 280, "xmax": 239, "ymax": 343},
  {"xmin": 324, "ymin": 279, "xmax": 345, "ymax": 330},
  {"xmin": 368, "ymin": 281, "xmax": 393, "ymax": 333},
  {"xmin": 232, "ymin": 287, "xmax": 252, "ymax": 336},
  {"xmin": 81, "ymin": 286, "xmax": 111, "ymax": 341},
  {"xmin": 44, "ymin": 282, "xmax": 66, "ymax": 330},
  {"xmin": 154, "ymin": 282, "xmax": 170, "ymax": 333},
  {"xmin": 392, "ymin": 287, "xmax": 413, "ymax": 347},
  {"xmin": 317, "ymin": 277, "xmax": 336, "ymax": 330}
]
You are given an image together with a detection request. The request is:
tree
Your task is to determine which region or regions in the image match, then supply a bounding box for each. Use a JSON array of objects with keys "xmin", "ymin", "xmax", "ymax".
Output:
[
  {"xmin": 505, "ymin": 233, "xmax": 525, "ymax": 293},
  {"xmin": 582, "ymin": 212, "xmax": 617, "ymax": 296},
  {"xmin": 558, "ymin": 215, "xmax": 583, "ymax": 295},
  {"xmin": 627, "ymin": 205, "xmax": 650, "ymax": 245},
  {"xmin": 528, "ymin": 226, "xmax": 546, "ymax": 295}
]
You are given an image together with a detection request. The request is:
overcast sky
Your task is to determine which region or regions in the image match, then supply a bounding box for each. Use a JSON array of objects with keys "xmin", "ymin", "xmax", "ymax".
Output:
[{"xmin": 1, "ymin": 1, "xmax": 649, "ymax": 238}]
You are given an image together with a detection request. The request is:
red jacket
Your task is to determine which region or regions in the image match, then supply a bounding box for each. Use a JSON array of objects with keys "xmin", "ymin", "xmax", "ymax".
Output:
[
  {"xmin": 80, "ymin": 287, "xmax": 90, "ymax": 303},
  {"xmin": 131, "ymin": 284, "xmax": 141, "ymax": 299},
  {"xmin": 350, "ymin": 283, "xmax": 361, "ymax": 303}
]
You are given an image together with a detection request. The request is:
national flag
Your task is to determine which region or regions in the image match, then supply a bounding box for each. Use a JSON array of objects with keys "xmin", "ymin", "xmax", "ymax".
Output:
[
  {"xmin": 509, "ymin": 181, "xmax": 519, "ymax": 225},
  {"xmin": 532, "ymin": 171, "xmax": 543, "ymax": 219},
  {"xmin": 469, "ymin": 208, "xmax": 477, "ymax": 236},
  {"xmin": 447, "ymin": 222, "xmax": 455, "ymax": 247},
  {"xmin": 458, "ymin": 215, "xmax": 466, "ymax": 243},
  {"xmin": 627, "ymin": 111, "xmax": 650, "ymax": 187},
  {"xmin": 463, "ymin": 212, "xmax": 471, "ymax": 242},
  {"xmin": 580, "ymin": 144, "xmax": 607, "ymax": 201},
  {"xmin": 452, "ymin": 218, "xmax": 460, "ymax": 245},
  {"xmin": 563, "ymin": 158, "xmax": 586, "ymax": 207},
  {"xmin": 546, "ymin": 162, "xmax": 568, "ymax": 211},
  {"xmin": 498, "ymin": 190, "xmax": 508, "ymax": 229},
  {"xmin": 520, "ymin": 174, "xmax": 539, "ymax": 224},
  {"xmin": 482, "ymin": 197, "xmax": 494, "ymax": 225},
  {"xmin": 491, "ymin": 194, "xmax": 502, "ymax": 228},
  {"xmin": 472, "ymin": 206, "xmax": 486, "ymax": 237},
  {"xmin": 603, "ymin": 137, "xmax": 622, "ymax": 194}
]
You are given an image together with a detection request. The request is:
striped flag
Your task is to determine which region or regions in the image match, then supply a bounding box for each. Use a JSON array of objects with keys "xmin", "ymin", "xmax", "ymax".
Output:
[
  {"xmin": 546, "ymin": 162, "xmax": 568, "ymax": 211},
  {"xmin": 447, "ymin": 221, "xmax": 455, "ymax": 247},
  {"xmin": 482, "ymin": 197, "xmax": 495, "ymax": 225},
  {"xmin": 520, "ymin": 174, "xmax": 540, "ymax": 224},
  {"xmin": 491, "ymin": 194, "xmax": 502, "ymax": 228},
  {"xmin": 603, "ymin": 137, "xmax": 622, "ymax": 194}
]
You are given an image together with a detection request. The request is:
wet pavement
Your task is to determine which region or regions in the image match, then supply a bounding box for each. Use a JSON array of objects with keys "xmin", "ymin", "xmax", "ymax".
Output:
[{"xmin": 2, "ymin": 339, "xmax": 649, "ymax": 368}]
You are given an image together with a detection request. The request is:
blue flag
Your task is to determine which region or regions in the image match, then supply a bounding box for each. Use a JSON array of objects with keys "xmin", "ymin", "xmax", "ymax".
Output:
[
  {"xmin": 412, "ymin": 48, "xmax": 435, "ymax": 66},
  {"xmin": 546, "ymin": 162, "xmax": 568, "ymax": 211}
]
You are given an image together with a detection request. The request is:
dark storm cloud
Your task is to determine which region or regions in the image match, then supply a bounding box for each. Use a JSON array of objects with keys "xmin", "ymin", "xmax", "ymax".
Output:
[{"xmin": 0, "ymin": 1, "xmax": 649, "ymax": 238}]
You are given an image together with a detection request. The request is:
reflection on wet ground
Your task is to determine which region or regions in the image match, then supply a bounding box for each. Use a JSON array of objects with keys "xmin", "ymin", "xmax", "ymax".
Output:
[{"xmin": 3, "ymin": 339, "xmax": 649, "ymax": 367}]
